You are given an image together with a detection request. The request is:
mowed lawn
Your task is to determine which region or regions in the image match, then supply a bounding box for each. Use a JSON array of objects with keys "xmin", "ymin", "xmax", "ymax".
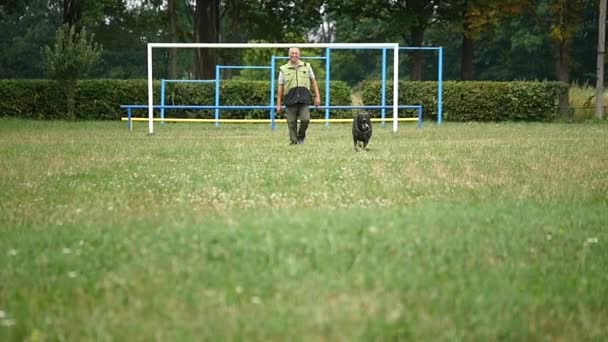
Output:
[{"xmin": 1, "ymin": 118, "xmax": 607, "ymax": 341}]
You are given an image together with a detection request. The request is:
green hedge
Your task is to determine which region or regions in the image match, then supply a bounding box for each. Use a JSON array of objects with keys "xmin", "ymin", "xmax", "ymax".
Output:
[
  {"xmin": 0, "ymin": 79, "xmax": 352, "ymax": 120},
  {"xmin": 0, "ymin": 79, "xmax": 567, "ymax": 121},
  {"xmin": 361, "ymin": 81, "xmax": 567, "ymax": 122}
]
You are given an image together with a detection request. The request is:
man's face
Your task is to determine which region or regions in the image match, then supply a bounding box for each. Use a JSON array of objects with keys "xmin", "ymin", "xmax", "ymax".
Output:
[{"xmin": 289, "ymin": 48, "xmax": 300, "ymax": 64}]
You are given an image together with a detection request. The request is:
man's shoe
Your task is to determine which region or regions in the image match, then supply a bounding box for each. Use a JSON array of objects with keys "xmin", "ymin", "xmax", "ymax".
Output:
[{"xmin": 297, "ymin": 139, "xmax": 305, "ymax": 145}]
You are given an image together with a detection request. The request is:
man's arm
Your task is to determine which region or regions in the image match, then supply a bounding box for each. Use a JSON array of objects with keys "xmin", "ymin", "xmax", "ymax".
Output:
[
  {"xmin": 311, "ymin": 78, "xmax": 321, "ymax": 107},
  {"xmin": 276, "ymin": 84, "xmax": 284, "ymax": 113}
]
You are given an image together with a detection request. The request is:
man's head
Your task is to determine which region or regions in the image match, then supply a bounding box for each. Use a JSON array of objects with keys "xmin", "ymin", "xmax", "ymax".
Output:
[{"xmin": 288, "ymin": 47, "xmax": 300, "ymax": 64}]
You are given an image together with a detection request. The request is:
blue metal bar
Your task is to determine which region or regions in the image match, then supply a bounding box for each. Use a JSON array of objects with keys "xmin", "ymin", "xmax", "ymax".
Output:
[
  {"xmin": 320, "ymin": 47, "xmax": 396, "ymax": 50},
  {"xmin": 418, "ymin": 107, "xmax": 423, "ymax": 129},
  {"xmin": 313, "ymin": 105, "xmax": 423, "ymax": 110},
  {"xmin": 325, "ymin": 48, "xmax": 331, "ymax": 126},
  {"xmin": 438, "ymin": 47, "xmax": 443, "ymax": 125},
  {"xmin": 160, "ymin": 79, "xmax": 166, "ymax": 125},
  {"xmin": 397, "ymin": 47, "xmax": 443, "ymax": 125},
  {"xmin": 121, "ymin": 104, "xmax": 423, "ymax": 110},
  {"xmin": 381, "ymin": 48, "xmax": 387, "ymax": 126},
  {"xmin": 270, "ymin": 56, "xmax": 277, "ymax": 131},
  {"xmin": 399, "ymin": 47, "xmax": 442, "ymax": 51},
  {"xmin": 162, "ymin": 79, "xmax": 216, "ymax": 83},
  {"xmin": 214, "ymin": 65, "xmax": 220, "ymax": 127},
  {"xmin": 269, "ymin": 59, "xmax": 275, "ymax": 130},
  {"xmin": 273, "ymin": 56, "xmax": 327, "ymax": 60},
  {"xmin": 219, "ymin": 65, "xmax": 271, "ymax": 69}
]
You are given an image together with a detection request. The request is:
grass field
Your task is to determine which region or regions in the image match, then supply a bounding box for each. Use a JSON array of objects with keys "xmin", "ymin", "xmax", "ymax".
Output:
[{"xmin": 1, "ymin": 118, "xmax": 607, "ymax": 341}]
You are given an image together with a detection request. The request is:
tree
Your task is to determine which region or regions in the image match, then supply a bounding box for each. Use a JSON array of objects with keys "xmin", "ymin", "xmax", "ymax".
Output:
[
  {"xmin": 0, "ymin": 0, "xmax": 62, "ymax": 78},
  {"xmin": 540, "ymin": 0, "xmax": 586, "ymax": 118},
  {"xmin": 62, "ymin": 0, "xmax": 81, "ymax": 27},
  {"xmin": 326, "ymin": 0, "xmax": 440, "ymax": 80},
  {"xmin": 41, "ymin": 24, "xmax": 102, "ymax": 119},
  {"xmin": 597, "ymin": 0, "xmax": 606, "ymax": 119},
  {"xmin": 194, "ymin": 0, "xmax": 220, "ymax": 79},
  {"xmin": 438, "ymin": 0, "xmax": 529, "ymax": 80},
  {"xmin": 403, "ymin": 0, "xmax": 437, "ymax": 80},
  {"xmin": 87, "ymin": 0, "xmax": 165, "ymax": 78},
  {"xmin": 168, "ymin": 0, "xmax": 178, "ymax": 79},
  {"xmin": 221, "ymin": 0, "xmax": 325, "ymax": 43}
]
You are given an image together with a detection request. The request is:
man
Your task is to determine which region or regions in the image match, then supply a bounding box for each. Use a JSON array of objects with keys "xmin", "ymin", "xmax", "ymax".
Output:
[{"xmin": 276, "ymin": 47, "xmax": 321, "ymax": 145}]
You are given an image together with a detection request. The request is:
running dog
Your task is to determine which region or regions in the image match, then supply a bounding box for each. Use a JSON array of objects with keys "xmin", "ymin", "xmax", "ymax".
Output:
[{"xmin": 352, "ymin": 111, "xmax": 372, "ymax": 151}]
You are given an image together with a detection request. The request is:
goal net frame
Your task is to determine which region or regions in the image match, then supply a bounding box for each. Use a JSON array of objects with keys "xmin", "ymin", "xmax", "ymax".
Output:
[{"xmin": 146, "ymin": 43, "xmax": 401, "ymax": 135}]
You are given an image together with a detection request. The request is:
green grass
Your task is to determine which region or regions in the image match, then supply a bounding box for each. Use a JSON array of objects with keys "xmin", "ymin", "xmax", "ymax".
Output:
[{"xmin": 1, "ymin": 118, "xmax": 607, "ymax": 341}]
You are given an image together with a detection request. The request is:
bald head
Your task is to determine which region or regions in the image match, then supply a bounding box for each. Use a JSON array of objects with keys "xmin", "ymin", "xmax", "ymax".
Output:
[{"xmin": 288, "ymin": 47, "xmax": 300, "ymax": 64}]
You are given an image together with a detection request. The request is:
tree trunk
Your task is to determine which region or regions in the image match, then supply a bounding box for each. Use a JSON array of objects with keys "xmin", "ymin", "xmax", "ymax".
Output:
[
  {"xmin": 63, "ymin": 79, "xmax": 77, "ymax": 120},
  {"xmin": 168, "ymin": 0, "xmax": 178, "ymax": 79},
  {"xmin": 227, "ymin": 0, "xmax": 242, "ymax": 41},
  {"xmin": 62, "ymin": 0, "xmax": 81, "ymax": 28},
  {"xmin": 597, "ymin": 0, "xmax": 607, "ymax": 119},
  {"xmin": 409, "ymin": 25, "xmax": 425, "ymax": 80},
  {"xmin": 461, "ymin": 2, "xmax": 474, "ymax": 81},
  {"xmin": 555, "ymin": 42, "xmax": 571, "ymax": 119},
  {"xmin": 461, "ymin": 34, "xmax": 475, "ymax": 80},
  {"xmin": 194, "ymin": 0, "xmax": 220, "ymax": 80}
]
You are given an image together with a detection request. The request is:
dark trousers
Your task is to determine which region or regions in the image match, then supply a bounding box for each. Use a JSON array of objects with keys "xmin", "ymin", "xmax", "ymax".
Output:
[{"xmin": 286, "ymin": 104, "xmax": 310, "ymax": 143}]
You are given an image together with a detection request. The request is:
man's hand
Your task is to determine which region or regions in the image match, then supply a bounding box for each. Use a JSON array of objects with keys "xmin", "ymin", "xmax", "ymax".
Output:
[
  {"xmin": 276, "ymin": 104, "xmax": 282, "ymax": 114},
  {"xmin": 314, "ymin": 95, "xmax": 321, "ymax": 107}
]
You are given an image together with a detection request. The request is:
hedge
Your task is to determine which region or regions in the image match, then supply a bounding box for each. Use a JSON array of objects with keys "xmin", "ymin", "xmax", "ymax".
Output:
[
  {"xmin": 1, "ymin": 79, "xmax": 567, "ymax": 122},
  {"xmin": 361, "ymin": 81, "xmax": 567, "ymax": 122},
  {"xmin": 0, "ymin": 79, "xmax": 352, "ymax": 120}
]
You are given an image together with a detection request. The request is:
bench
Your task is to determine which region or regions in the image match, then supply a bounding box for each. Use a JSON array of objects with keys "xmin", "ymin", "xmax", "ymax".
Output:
[{"xmin": 120, "ymin": 104, "xmax": 423, "ymax": 131}]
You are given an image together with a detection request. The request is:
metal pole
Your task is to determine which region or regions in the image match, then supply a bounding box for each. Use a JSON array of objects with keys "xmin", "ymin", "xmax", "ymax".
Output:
[
  {"xmin": 325, "ymin": 48, "xmax": 331, "ymax": 126},
  {"xmin": 214, "ymin": 65, "xmax": 220, "ymax": 127},
  {"xmin": 160, "ymin": 79, "xmax": 166, "ymax": 125},
  {"xmin": 270, "ymin": 57, "xmax": 276, "ymax": 130},
  {"xmin": 393, "ymin": 46, "xmax": 399, "ymax": 133},
  {"xmin": 438, "ymin": 47, "xmax": 444, "ymax": 125},
  {"xmin": 147, "ymin": 44, "xmax": 154, "ymax": 135},
  {"xmin": 381, "ymin": 48, "xmax": 387, "ymax": 125}
]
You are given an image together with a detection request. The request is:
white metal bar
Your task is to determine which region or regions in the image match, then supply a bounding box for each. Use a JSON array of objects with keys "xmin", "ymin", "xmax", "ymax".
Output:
[
  {"xmin": 147, "ymin": 44, "xmax": 154, "ymax": 135},
  {"xmin": 148, "ymin": 43, "xmax": 398, "ymax": 49}
]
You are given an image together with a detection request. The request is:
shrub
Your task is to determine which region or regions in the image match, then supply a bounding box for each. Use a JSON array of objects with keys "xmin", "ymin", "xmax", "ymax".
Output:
[
  {"xmin": 41, "ymin": 25, "xmax": 103, "ymax": 120},
  {"xmin": 361, "ymin": 81, "xmax": 567, "ymax": 122},
  {"xmin": 0, "ymin": 79, "xmax": 352, "ymax": 120}
]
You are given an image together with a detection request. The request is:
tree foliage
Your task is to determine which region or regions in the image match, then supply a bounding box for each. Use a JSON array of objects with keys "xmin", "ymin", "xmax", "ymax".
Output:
[
  {"xmin": 41, "ymin": 24, "xmax": 102, "ymax": 80},
  {"xmin": 325, "ymin": 0, "xmax": 440, "ymax": 80},
  {"xmin": 0, "ymin": 0, "xmax": 600, "ymax": 86},
  {"xmin": 41, "ymin": 24, "xmax": 102, "ymax": 119}
]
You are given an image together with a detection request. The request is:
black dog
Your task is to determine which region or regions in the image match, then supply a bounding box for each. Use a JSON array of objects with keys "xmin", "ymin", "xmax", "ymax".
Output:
[{"xmin": 352, "ymin": 111, "xmax": 372, "ymax": 151}]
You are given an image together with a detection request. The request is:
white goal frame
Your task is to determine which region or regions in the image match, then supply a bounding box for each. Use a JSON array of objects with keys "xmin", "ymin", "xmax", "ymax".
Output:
[{"xmin": 146, "ymin": 43, "xmax": 401, "ymax": 135}]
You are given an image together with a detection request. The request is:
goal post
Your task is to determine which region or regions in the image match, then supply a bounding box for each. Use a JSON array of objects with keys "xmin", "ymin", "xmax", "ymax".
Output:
[{"xmin": 146, "ymin": 43, "xmax": 400, "ymax": 135}]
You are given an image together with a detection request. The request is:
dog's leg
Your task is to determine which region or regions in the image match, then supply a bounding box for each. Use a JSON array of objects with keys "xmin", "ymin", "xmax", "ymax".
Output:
[{"xmin": 353, "ymin": 137, "xmax": 359, "ymax": 151}]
